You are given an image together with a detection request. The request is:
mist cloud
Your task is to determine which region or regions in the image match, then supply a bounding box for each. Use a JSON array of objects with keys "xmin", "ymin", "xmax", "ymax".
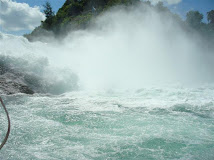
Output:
[
  {"xmin": 149, "ymin": 0, "xmax": 182, "ymax": 5},
  {"xmin": 52, "ymin": 4, "xmax": 212, "ymax": 90},
  {"xmin": 1, "ymin": 3, "xmax": 213, "ymax": 91},
  {"xmin": 0, "ymin": 0, "xmax": 45, "ymax": 31}
]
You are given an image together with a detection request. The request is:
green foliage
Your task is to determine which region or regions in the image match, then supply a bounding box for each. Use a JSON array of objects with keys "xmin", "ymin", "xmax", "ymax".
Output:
[
  {"xmin": 155, "ymin": 1, "xmax": 169, "ymax": 12},
  {"xmin": 55, "ymin": 0, "xmax": 86, "ymax": 26},
  {"xmin": 43, "ymin": 0, "xmax": 139, "ymax": 33},
  {"xmin": 42, "ymin": 1, "xmax": 55, "ymax": 30},
  {"xmin": 26, "ymin": 0, "xmax": 214, "ymax": 44},
  {"xmin": 207, "ymin": 10, "xmax": 214, "ymax": 24},
  {"xmin": 185, "ymin": 10, "xmax": 214, "ymax": 44},
  {"xmin": 43, "ymin": 1, "xmax": 55, "ymax": 19},
  {"xmin": 106, "ymin": 0, "xmax": 139, "ymax": 6},
  {"xmin": 186, "ymin": 11, "xmax": 203, "ymax": 29}
]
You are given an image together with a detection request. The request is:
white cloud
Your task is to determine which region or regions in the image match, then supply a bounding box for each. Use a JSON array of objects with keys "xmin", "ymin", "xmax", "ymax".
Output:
[
  {"xmin": 149, "ymin": 0, "xmax": 182, "ymax": 5},
  {"xmin": 0, "ymin": 0, "xmax": 45, "ymax": 31}
]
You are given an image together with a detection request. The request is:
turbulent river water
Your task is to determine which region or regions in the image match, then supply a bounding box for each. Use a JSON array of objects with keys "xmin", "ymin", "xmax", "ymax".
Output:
[
  {"xmin": 1, "ymin": 5, "xmax": 214, "ymax": 159},
  {"xmin": 1, "ymin": 85, "xmax": 214, "ymax": 160}
]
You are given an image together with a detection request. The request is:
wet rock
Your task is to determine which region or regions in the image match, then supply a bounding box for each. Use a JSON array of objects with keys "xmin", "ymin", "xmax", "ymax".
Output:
[
  {"xmin": 0, "ymin": 54, "xmax": 79, "ymax": 95},
  {"xmin": 0, "ymin": 73, "xmax": 34, "ymax": 95}
]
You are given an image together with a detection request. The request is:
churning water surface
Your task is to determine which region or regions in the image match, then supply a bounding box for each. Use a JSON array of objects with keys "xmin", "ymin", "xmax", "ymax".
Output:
[{"xmin": 0, "ymin": 85, "xmax": 214, "ymax": 160}]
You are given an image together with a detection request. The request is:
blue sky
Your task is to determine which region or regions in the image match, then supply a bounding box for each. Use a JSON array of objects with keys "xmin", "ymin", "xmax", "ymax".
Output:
[
  {"xmin": 14, "ymin": 0, "xmax": 65, "ymax": 13},
  {"xmin": 1, "ymin": 0, "xmax": 213, "ymax": 35},
  {"xmin": 168, "ymin": 0, "xmax": 214, "ymax": 22}
]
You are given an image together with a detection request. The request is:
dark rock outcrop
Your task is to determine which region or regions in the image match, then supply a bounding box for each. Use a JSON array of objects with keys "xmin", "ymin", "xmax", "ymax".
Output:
[
  {"xmin": 0, "ymin": 55, "xmax": 38, "ymax": 95},
  {"xmin": 0, "ymin": 73, "xmax": 34, "ymax": 95},
  {"xmin": 0, "ymin": 55, "xmax": 79, "ymax": 95}
]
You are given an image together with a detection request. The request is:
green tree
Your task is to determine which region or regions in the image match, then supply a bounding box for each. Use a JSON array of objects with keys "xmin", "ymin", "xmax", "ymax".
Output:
[
  {"xmin": 155, "ymin": 1, "xmax": 169, "ymax": 12},
  {"xmin": 43, "ymin": 1, "xmax": 55, "ymax": 19},
  {"xmin": 186, "ymin": 10, "xmax": 203, "ymax": 29},
  {"xmin": 42, "ymin": 1, "xmax": 55, "ymax": 30},
  {"xmin": 207, "ymin": 10, "xmax": 214, "ymax": 24}
]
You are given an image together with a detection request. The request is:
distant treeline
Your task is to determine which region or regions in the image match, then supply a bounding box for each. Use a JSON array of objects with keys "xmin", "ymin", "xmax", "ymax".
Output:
[{"xmin": 24, "ymin": 0, "xmax": 214, "ymax": 43}]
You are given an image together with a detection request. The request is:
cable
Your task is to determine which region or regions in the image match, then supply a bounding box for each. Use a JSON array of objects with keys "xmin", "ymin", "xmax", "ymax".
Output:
[{"xmin": 0, "ymin": 97, "xmax": 11, "ymax": 150}]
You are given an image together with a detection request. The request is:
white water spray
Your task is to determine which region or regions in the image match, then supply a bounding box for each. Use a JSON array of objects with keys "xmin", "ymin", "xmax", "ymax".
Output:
[{"xmin": 1, "ymin": 4, "xmax": 214, "ymax": 92}]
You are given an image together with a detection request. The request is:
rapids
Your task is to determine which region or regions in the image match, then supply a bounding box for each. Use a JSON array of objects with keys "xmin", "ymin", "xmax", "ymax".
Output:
[{"xmin": 0, "ymin": 86, "xmax": 214, "ymax": 159}]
